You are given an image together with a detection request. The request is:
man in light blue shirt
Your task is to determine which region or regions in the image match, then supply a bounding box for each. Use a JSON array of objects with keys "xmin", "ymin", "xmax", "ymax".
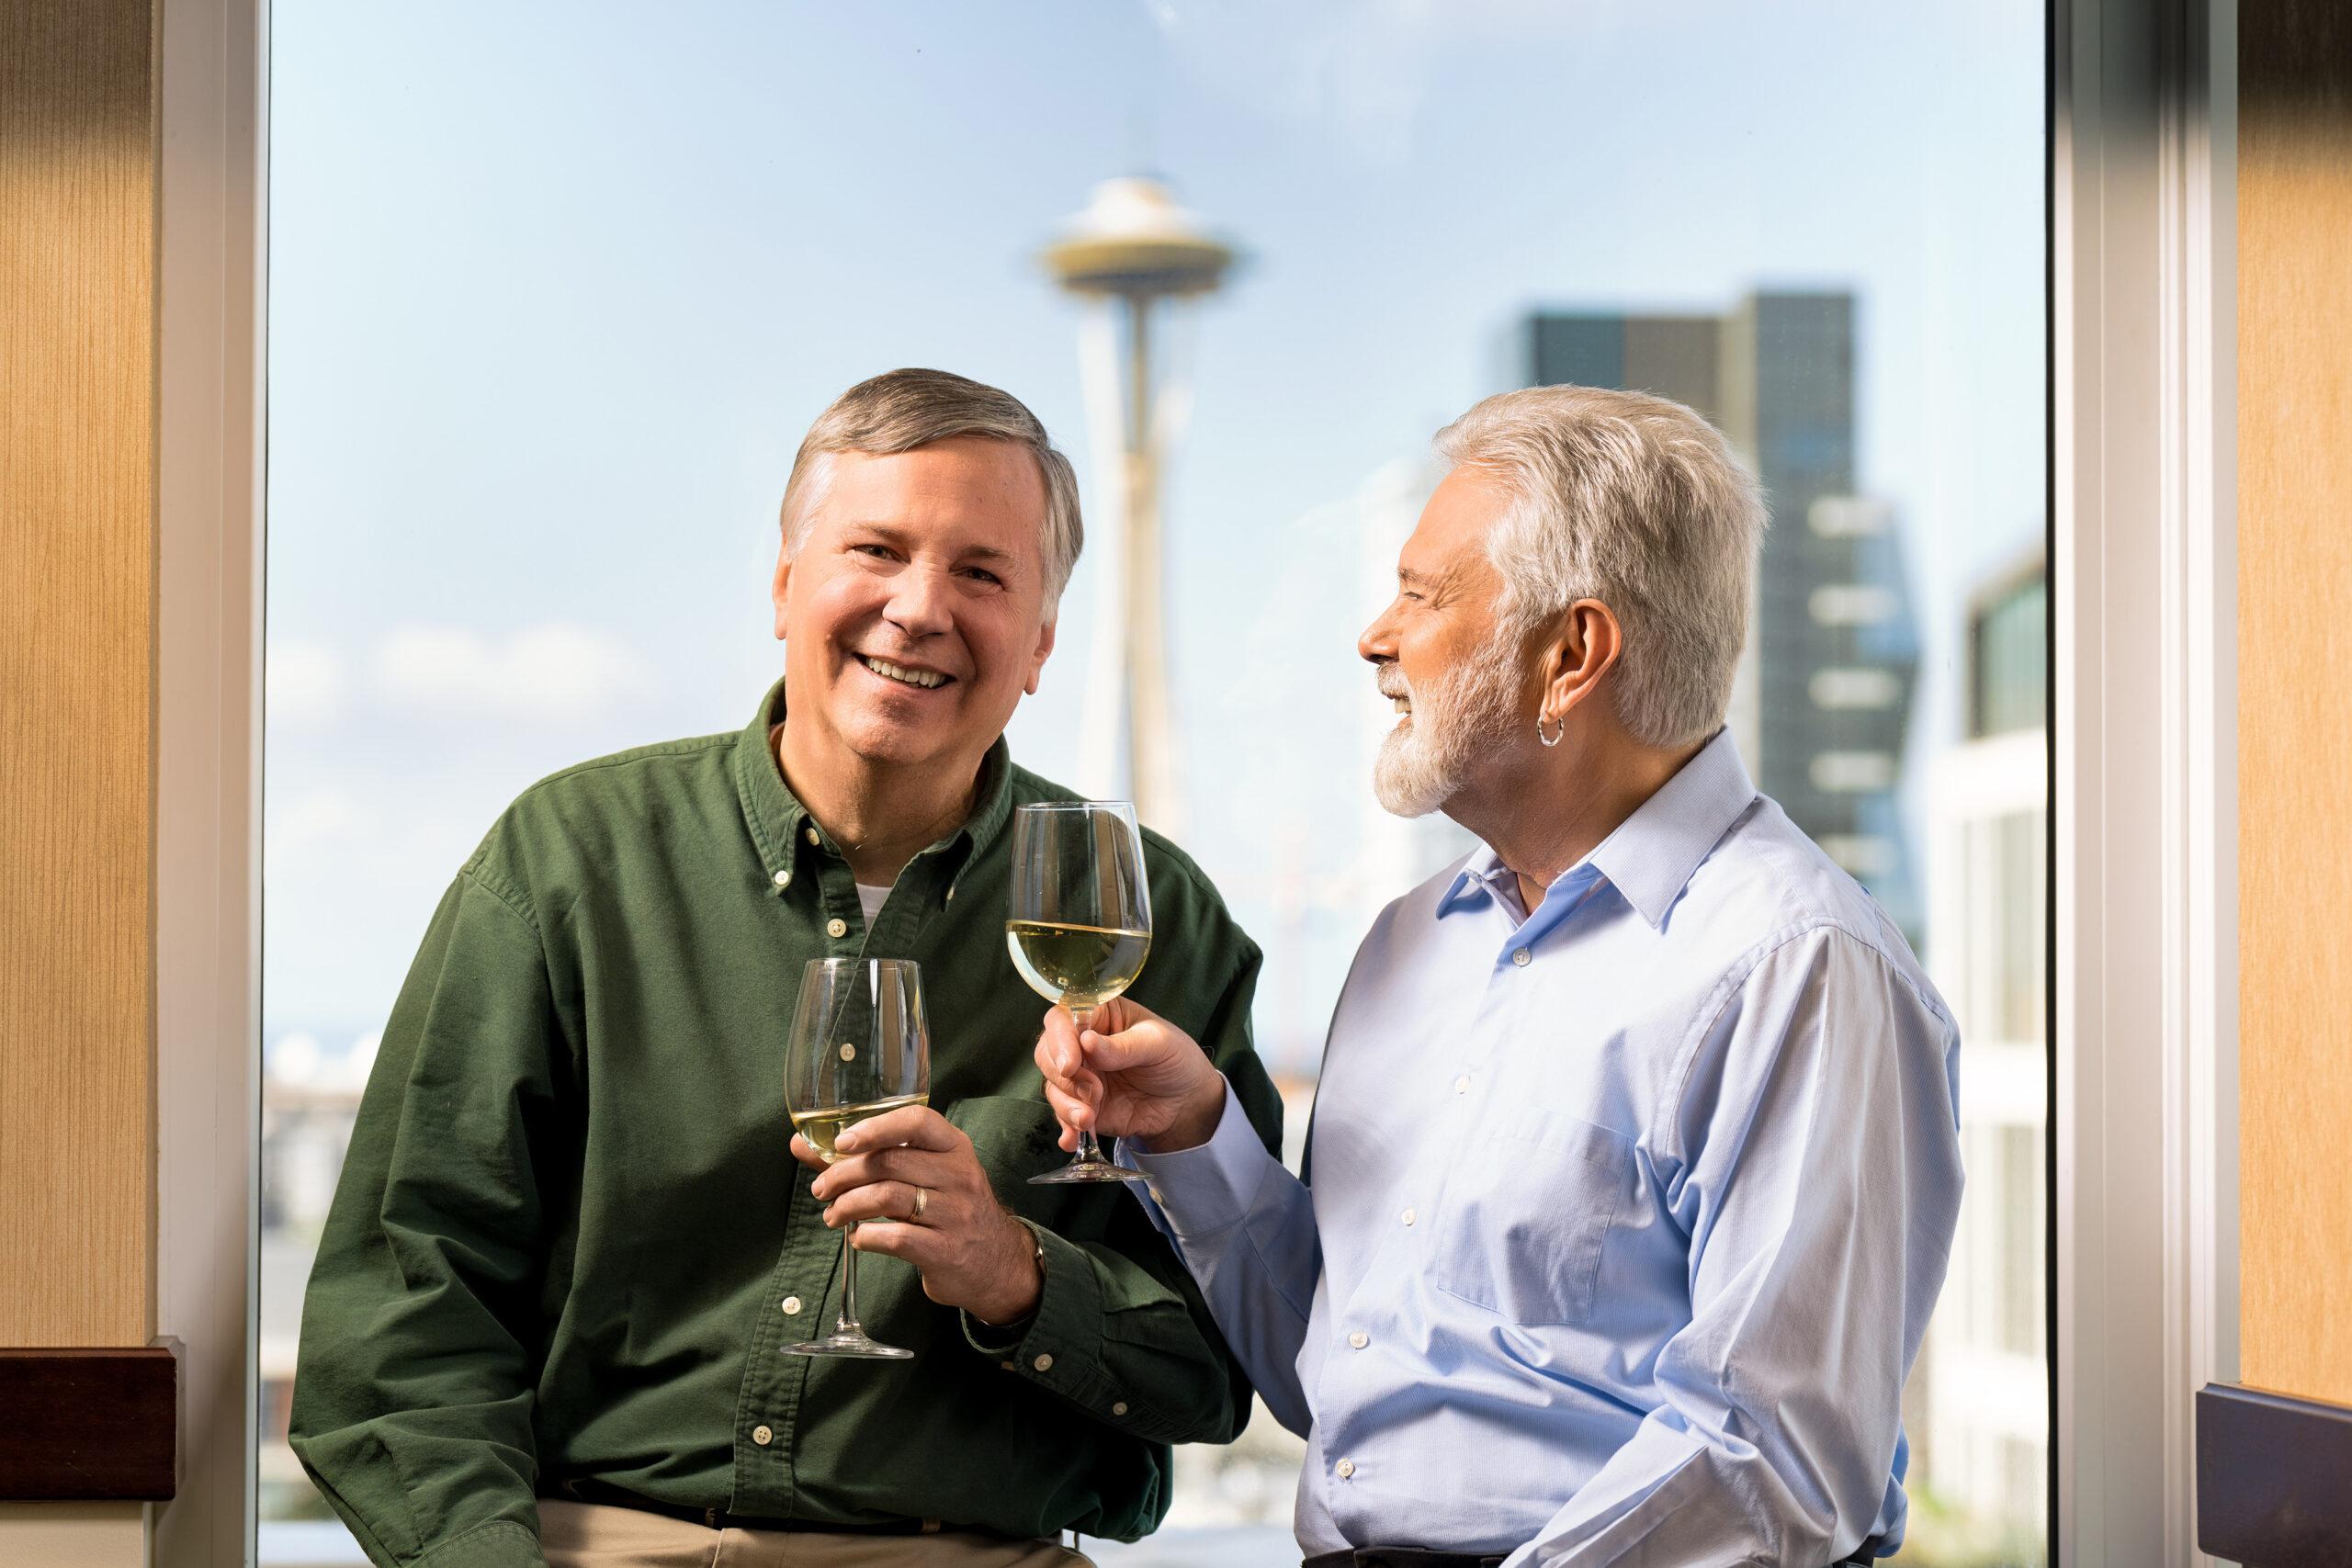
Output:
[{"xmin": 1036, "ymin": 386, "xmax": 1964, "ymax": 1567}]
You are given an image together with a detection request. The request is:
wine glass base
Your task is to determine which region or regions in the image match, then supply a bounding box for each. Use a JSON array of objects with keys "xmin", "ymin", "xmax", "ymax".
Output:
[
  {"xmin": 779, "ymin": 1333, "xmax": 914, "ymax": 1359},
  {"xmin": 1029, "ymin": 1158, "xmax": 1151, "ymax": 1185}
]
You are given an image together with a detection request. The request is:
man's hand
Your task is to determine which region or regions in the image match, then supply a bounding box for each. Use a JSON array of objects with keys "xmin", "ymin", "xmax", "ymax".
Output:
[
  {"xmin": 792, "ymin": 1106, "xmax": 1042, "ymax": 1326},
  {"xmin": 1034, "ymin": 998, "xmax": 1227, "ymax": 1155}
]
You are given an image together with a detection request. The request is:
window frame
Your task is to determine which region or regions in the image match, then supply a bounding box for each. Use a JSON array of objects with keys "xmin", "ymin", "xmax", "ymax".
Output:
[
  {"xmin": 153, "ymin": 0, "xmax": 266, "ymax": 1562},
  {"xmin": 2051, "ymin": 0, "xmax": 2240, "ymax": 1561},
  {"xmin": 156, "ymin": 2, "xmax": 2244, "ymax": 1562}
]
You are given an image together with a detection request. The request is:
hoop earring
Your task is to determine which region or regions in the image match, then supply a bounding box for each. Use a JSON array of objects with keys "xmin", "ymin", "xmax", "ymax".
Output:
[{"xmin": 1537, "ymin": 712, "xmax": 1565, "ymax": 748}]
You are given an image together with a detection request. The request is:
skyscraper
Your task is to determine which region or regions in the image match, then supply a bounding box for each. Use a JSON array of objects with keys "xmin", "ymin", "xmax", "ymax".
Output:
[
  {"xmin": 1524, "ymin": 291, "xmax": 1921, "ymax": 933},
  {"xmin": 1917, "ymin": 557, "xmax": 2048, "ymax": 1548}
]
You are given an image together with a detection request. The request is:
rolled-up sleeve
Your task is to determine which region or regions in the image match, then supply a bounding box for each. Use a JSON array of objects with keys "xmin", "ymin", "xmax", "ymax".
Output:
[
  {"xmin": 1509, "ymin": 925, "xmax": 1964, "ymax": 1567},
  {"xmin": 290, "ymin": 866, "xmax": 568, "ymax": 1568}
]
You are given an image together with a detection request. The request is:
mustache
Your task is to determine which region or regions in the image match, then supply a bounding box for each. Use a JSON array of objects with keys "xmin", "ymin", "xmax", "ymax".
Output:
[{"xmin": 1376, "ymin": 668, "xmax": 1410, "ymax": 700}]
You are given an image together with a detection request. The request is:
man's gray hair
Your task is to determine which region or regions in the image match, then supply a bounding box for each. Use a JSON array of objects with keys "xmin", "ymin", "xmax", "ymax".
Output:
[
  {"xmin": 1436, "ymin": 384, "xmax": 1767, "ymax": 749},
  {"xmin": 780, "ymin": 368, "xmax": 1084, "ymax": 608}
]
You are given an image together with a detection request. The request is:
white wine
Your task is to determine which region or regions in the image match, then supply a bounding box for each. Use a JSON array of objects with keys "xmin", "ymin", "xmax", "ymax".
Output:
[
  {"xmin": 792, "ymin": 1092, "xmax": 929, "ymax": 1164},
  {"xmin": 1006, "ymin": 919, "xmax": 1152, "ymax": 1014}
]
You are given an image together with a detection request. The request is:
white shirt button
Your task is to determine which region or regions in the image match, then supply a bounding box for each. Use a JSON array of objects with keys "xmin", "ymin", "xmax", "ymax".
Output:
[
  {"xmin": 1348, "ymin": 1331, "xmax": 1369, "ymax": 1349},
  {"xmin": 1148, "ymin": 1187, "xmax": 1166, "ymax": 1204},
  {"xmin": 1112, "ymin": 1401, "xmax": 1129, "ymax": 1416},
  {"xmin": 1335, "ymin": 1458, "xmax": 1356, "ymax": 1479},
  {"xmin": 826, "ymin": 918, "xmax": 849, "ymax": 939},
  {"xmin": 1512, "ymin": 947, "xmax": 1532, "ymax": 967},
  {"xmin": 781, "ymin": 1296, "xmax": 802, "ymax": 1314},
  {"xmin": 1033, "ymin": 1353, "xmax": 1055, "ymax": 1372},
  {"xmin": 1453, "ymin": 1076, "xmax": 1471, "ymax": 1094},
  {"xmin": 772, "ymin": 869, "xmax": 792, "ymax": 889},
  {"xmin": 805, "ymin": 827, "xmax": 821, "ymax": 846},
  {"xmin": 752, "ymin": 1425, "xmax": 774, "ymax": 1446},
  {"xmin": 1401, "ymin": 1208, "xmax": 1416, "ymax": 1226}
]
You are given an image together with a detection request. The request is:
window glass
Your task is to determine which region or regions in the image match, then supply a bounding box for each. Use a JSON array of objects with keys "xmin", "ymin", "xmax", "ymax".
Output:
[{"xmin": 263, "ymin": 7, "xmax": 2047, "ymax": 1563}]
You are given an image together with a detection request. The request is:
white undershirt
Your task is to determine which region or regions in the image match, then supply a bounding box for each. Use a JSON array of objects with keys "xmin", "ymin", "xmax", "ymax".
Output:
[{"xmin": 854, "ymin": 882, "xmax": 890, "ymax": 925}]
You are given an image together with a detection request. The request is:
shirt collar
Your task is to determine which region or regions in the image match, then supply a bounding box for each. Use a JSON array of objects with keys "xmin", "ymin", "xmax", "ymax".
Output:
[
  {"xmin": 1437, "ymin": 727, "xmax": 1758, "ymax": 931},
  {"xmin": 732, "ymin": 677, "xmax": 1015, "ymax": 891}
]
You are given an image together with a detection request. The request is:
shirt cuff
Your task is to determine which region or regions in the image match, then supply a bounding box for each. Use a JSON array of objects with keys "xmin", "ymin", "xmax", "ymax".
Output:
[
  {"xmin": 415, "ymin": 1520, "xmax": 545, "ymax": 1568},
  {"xmin": 975, "ymin": 1224, "xmax": 1125, "ymax": 1416},
  {"xmin": 1120, "ymin": 1077, "xmax": 1275, "ymax": 1242}
]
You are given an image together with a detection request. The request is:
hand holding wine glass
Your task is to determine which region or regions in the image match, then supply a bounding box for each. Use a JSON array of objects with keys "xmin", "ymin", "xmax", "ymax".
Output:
[{"xmin": 1035, "ymin": 996, "xmax": 1227, "ymax": 1156}]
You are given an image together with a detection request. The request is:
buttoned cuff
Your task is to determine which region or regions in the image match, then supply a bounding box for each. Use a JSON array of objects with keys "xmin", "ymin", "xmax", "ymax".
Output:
[
  {"xmin": 414, "ymin": 1520, "xmax": 545, "ymax": 1568},
  {"xmin": 976, "ymin": 1224, "xmax": 1126, "ymax": 1416},
  {"xmin": 1122, "ymin": 1078, "xmax": 1272, "ymax": 1241}
]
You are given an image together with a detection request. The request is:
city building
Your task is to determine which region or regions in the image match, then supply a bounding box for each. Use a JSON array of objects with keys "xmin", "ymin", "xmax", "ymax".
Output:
[
  {"xmin": 1916, "ymin": 558, "xmax": 2048, "ymax": 1551},
  {"xmin": 1523, "ymin": 292, "xmax": 1922, "ymax": 937}
]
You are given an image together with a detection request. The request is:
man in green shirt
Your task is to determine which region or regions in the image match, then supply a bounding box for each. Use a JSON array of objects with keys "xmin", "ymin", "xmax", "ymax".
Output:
[{"xmin": 291, "ymin": 368, "xmax": 1283, "ymax": 1568}]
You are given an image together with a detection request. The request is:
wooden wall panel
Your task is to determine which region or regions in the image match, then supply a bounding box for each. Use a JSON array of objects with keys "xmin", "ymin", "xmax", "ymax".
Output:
[
  {"xmin": 0, "ymin": 0, "xmax": 159, "ymax": 1347},
  {"xmin": 2238, "ymin": 0, "xmax": 2352, "ymax": 1410}
]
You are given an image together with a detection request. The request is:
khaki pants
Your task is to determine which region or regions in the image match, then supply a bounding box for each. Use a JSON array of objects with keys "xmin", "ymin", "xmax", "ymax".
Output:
[{"xmin": 536, "ymin": 1499, "xmax": 1096, "ymax": 1568}]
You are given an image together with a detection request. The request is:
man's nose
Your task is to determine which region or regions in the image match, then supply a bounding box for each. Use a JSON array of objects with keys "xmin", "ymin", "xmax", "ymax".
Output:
[
  {"xmin": 1359, "ymin": 604, "xmax": 1397, "ymax": 665},
  {"xmin": 883, "ymin": 564, "xmax": 955, "ymax": 638}
]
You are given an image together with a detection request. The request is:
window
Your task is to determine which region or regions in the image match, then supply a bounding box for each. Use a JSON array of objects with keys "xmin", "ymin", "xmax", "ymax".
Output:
[{"xmin": 262, "ymin": 7, "xmax": 2047, "ymax": 1563}]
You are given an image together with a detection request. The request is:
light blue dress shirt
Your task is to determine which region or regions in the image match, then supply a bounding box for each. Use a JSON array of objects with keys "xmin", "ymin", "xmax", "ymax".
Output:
[{"xmin": 1127, "ymin": 730, "xmax": 1964, "ymax": 1566}]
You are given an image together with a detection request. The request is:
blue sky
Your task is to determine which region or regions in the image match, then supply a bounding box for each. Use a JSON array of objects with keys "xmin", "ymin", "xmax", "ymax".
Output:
[{"xmin": 264, "ymin": 0, "xmax": 2043, "ymax": 1071}]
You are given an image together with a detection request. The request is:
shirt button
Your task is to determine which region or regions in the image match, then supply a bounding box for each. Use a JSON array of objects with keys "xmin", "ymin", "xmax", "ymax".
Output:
[
  {"xmin": 1401, "ymin": 1208, "xmax": 1416, "ymax": 1226},
  {"xmin": 1336, "ymin": 1458, "xmax": 1356, "ymax": 1479},
  {"xmin": 805, "ymin": 827, "xmax": 820, "ymax": 846},
  {"xmin": 752, "ymin": 1425, "xmax": 774, "ymax": 1447},
  {"xmin": 826, "ymin": 918, "xmax": 849, "ymax": 939},
  {"xmin": 1453, "ymin": 1076, "xmax": 1471, "ymax": 1094},
  {"xmin": 1112, "ymin": 1401, "xmax": 1129, "ymax": 1416},
  {"xmin": 1348, "ymin": 1331, "xmax": 1369, "ymax": 1349},
  {"xmin": 781, "ymin": 1296, "xmax": 802, "ymax": 1314},
  {"xmin": 773, "ymin": 868, "xmax": 792, "ymax": 889},
  {"xmin": 1033, "ymin": 1353, "xmax": 1055, "ymax": 1372},
  {"xmin": 1512, "ymin": 947, "xmax": 1532, "ymax": 967}
]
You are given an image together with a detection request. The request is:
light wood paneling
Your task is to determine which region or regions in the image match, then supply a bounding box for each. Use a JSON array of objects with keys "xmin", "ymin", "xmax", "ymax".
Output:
[
  {"xmin": 0, "ymin": 0, "xmax": 158, "ymax": 1347},
  {"xmin": 2238, "ymin": 0, "xmax": 2352, "ymax": 1410}
]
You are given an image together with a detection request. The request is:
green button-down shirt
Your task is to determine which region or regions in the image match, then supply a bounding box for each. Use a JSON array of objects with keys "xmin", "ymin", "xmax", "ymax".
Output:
[{"xmin": 290, "ymin": 682, "xmax": 1282, "ymax": 1568}]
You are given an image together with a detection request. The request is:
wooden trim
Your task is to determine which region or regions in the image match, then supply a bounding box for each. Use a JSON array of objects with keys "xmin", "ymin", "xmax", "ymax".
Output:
[
  {"xmin": 0, "ymin": 1348, "xmax": 175, "ymax": 1501},
  {"xmin": 2196, "ymin": 1382, "xmax": 2352, "ymax": 1566}
]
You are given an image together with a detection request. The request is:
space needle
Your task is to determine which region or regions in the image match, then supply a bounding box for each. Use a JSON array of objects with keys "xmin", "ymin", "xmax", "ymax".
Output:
[{"xmin": 1040, "ymin": 176, "xmax": 1238, "ymax": 835}]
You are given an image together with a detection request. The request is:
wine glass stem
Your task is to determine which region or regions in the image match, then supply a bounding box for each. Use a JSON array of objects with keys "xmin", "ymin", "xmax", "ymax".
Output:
[
  {"xmin": 837, "ymin": 1222, "xmax": 861, "ymax": 1337},
  {"xmin": 1069, "ymin": 1005, "xmax": 1112, "ymax": 1166}
]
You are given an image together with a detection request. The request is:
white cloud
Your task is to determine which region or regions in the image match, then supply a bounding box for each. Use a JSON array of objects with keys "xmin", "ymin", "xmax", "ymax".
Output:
[
  {"xmin": 370, "ymin": 621, "xmax": 657, "ymax": 723},
  {"xmin": 266, "ymin": 638, "xmax": 346, "ymax": 725},
  {"xmin": 1144, "ymin": 0, "xmax": 1583, "ymax": 160}
]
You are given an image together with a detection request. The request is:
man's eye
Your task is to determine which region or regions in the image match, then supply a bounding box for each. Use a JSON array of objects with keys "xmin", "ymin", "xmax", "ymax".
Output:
[
  {"xmin": 963, "ymin": 568, "xmax": 1004, "ymax": 586},
  {"xmin": 852, "ymin": 544, "xmax": 895, "ymax": 559}
]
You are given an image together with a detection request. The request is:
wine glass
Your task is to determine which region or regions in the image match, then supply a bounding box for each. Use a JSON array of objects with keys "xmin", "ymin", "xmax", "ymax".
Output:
[
  {"xmin": 782, "ymin": 956, "xmax": 930, "ymax": 1359},
  {"xmin": 1007, "ymin": 800, "xmax": 1154, "ymax": 1184}
]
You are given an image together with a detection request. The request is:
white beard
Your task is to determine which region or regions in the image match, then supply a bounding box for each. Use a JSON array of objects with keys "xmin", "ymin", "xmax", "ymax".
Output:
[{"xmin": 1372, "ymin": 634, "xmax": 1523, "ymax": 818}]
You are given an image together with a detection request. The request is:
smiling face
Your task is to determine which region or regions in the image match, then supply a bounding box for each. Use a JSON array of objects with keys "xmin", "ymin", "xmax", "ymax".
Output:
[
  {"xmin": 773, "ymin": 436, "xmax": 1057, "ymax": 775},
  {"xmin": 1358, "ymin": 465, "xmax": 1532, "ymax": 817}
]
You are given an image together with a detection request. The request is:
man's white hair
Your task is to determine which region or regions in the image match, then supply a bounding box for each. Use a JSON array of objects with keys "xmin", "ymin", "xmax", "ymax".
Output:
[
  {"xmin": 780, "ymin": 368, "xmax": 1084, "ymax": 609},
  {"xmin": 1435, "ymin": 384, "xmax": 1767, "ymax": 749}
]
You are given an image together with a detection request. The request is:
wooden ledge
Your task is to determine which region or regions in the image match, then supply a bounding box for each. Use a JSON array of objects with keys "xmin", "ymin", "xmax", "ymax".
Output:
[
  {"xmin": 2197, "ymin": 1382, "xmax": 2352, "ymax": 1567},
  {"xmin": 0, "ymin": 1348, "xmax": 176, "ymax": 1500}
]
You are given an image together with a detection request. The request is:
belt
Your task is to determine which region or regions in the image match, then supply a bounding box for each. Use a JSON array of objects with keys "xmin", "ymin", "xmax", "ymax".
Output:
[
  {"xmin": 1306, "ymin": 1536, "xmax": 1884, "ymax": 1568},
  {"xmin": 551, "ymin": 1477, "xmax": 940, "ymax": 1536}
]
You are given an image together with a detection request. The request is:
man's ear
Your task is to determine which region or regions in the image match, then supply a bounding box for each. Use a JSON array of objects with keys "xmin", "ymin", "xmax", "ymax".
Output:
[
  {"xmin": 771, "ymin": 541, "xmax": 793, "ymax": 642},
  {"xmin": 1023, "ymin": 615, "xmax": 1058, "ymax": 696},
  {"xmin": 1541, "ymin": 600, "xmax": 1623, "ymax": 722}
]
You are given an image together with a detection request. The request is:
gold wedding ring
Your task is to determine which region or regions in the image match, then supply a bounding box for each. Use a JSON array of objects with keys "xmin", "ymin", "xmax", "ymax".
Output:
[{"xmin": 911, "ymin": 1187, "xmax": 928, "ymax": 1221}]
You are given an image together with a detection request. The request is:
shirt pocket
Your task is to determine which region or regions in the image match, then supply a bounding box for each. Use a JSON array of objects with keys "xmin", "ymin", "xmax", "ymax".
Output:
[{"xmin": 1428, "ymin": 1107, "xmax": 1636, "ymax": 1327}]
